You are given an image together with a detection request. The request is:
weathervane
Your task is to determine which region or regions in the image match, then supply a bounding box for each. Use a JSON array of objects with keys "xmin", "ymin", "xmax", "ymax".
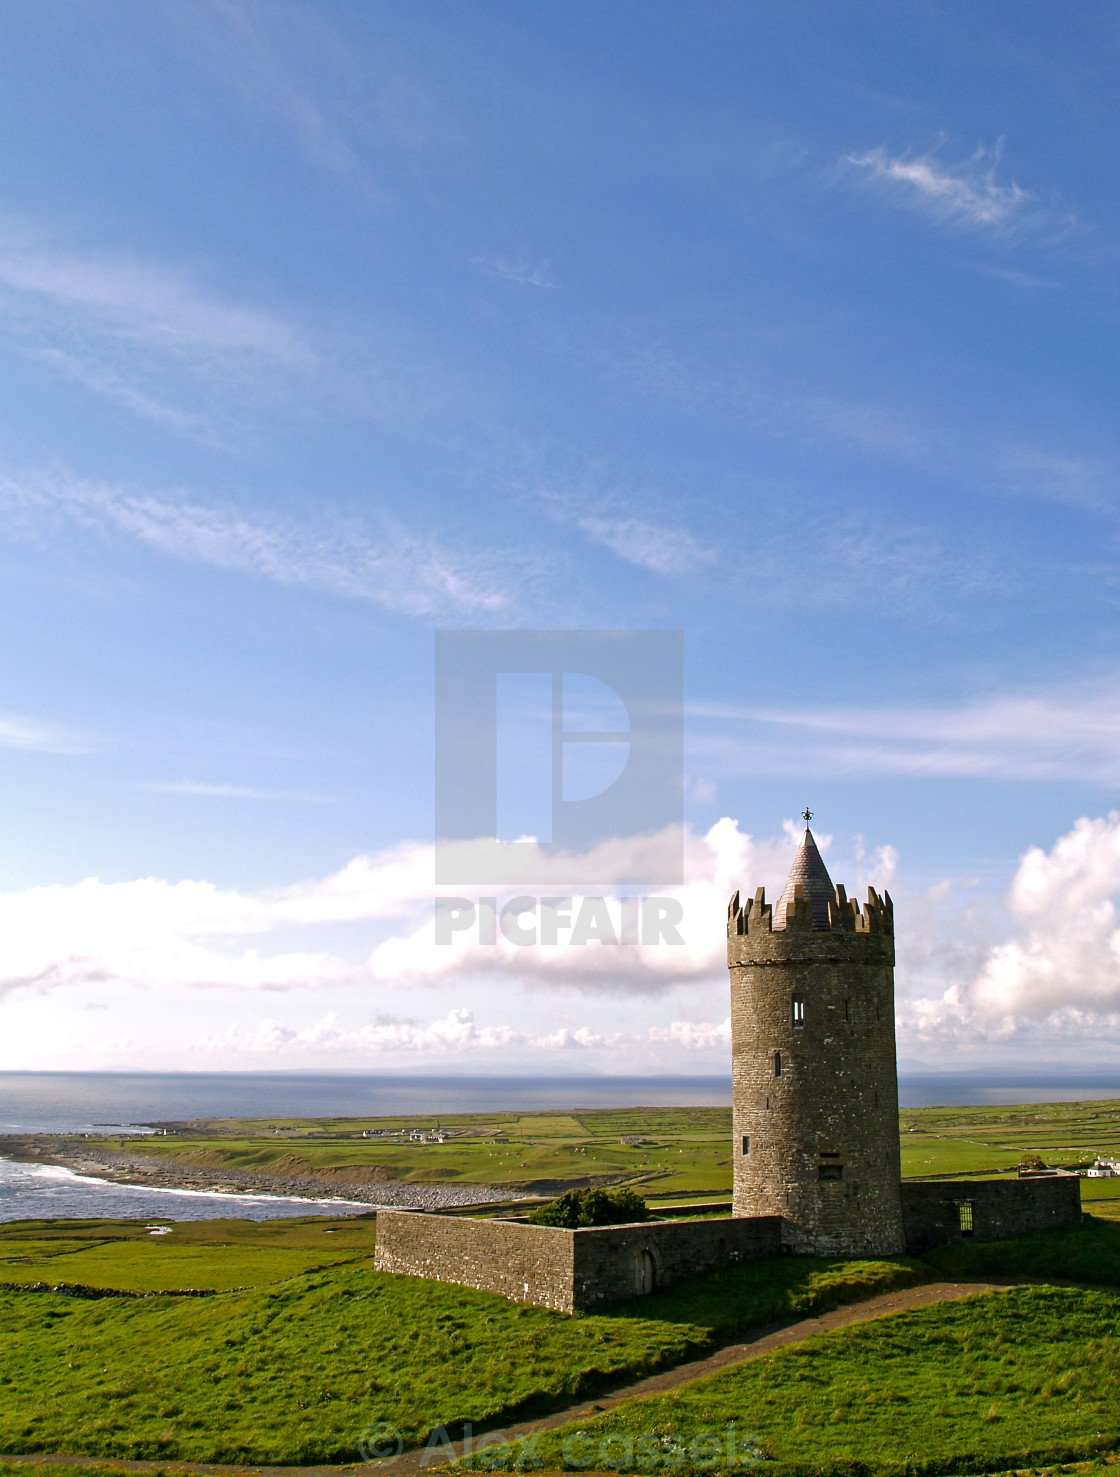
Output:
[{"xmin": 802, "ymin": 807, "xmax": 813, "ymax": 826}]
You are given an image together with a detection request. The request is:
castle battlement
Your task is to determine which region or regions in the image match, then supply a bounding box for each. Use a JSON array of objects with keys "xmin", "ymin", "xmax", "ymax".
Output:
[{"xmin": 727, "ymin": 882, "xmax": 893, "ymax": 938}]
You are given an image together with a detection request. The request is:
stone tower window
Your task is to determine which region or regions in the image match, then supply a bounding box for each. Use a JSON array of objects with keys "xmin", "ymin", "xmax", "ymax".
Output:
[
  {"xmin": 773, "ymin": 1051, "xmax": 782, "ymax": 1077},
  {"xmin": 958, "ymin": 1201, "xmax": 974, "ymax": 1236},
  {"xmin": 742, "ymin": 1135, "xmax": 750, "ymax": 1155},
  {"xmin": 792, "ymin": 998, "xmax": 805, "ymax": 1028},
  {"xmin": 843, "ymin": 998, "xmax": 850, "ymax": 1022},
  {"xmin": 818, "ymin": 1162, "xmax": 843, "ymax": 1181}
]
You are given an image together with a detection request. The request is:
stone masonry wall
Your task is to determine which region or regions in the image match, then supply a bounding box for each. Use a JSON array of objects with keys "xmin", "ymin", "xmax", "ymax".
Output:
[
  {"xmin": 901, "ymin": 1176, "xmax": 1082, "ymax": 1255},
  {"xmin": 374, "ymin": 1210, "xmax": 575, "ymax": 1311},
  {"xmin": 374, "ymin": 1210, "xmax": 781, "ymax": 1313},
  {"xmin": 571, "ymin": 1215, "xmax": 781, "ymax": 1309}
]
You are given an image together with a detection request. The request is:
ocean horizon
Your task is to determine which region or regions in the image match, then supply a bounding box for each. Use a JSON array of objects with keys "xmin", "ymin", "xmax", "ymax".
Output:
[{"xmin": 1, "ymin": 1068, "xmax": 1119, "ymax": 1135}]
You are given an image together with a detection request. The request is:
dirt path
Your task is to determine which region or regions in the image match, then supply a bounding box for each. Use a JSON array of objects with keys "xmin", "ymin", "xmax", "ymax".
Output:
[{"xmin": 0, "ymin": 1279, "xmax": 1019, "ymax": 1477}]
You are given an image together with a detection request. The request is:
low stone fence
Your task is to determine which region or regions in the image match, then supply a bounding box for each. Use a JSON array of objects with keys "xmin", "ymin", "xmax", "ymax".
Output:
[
  {"xmin": 901, "ymin": 1173, "xmax": 1082, "ymax": 1255},
  {"xmin": 373, "ymin": 1210, "xmax": 782, "ymax": 1312}
]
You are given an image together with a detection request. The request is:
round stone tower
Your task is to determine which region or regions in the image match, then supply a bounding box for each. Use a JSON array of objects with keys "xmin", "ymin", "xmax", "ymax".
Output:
[{"xmin": 727, "ymin": 824, "xmax": 905, "ymax": 1256}]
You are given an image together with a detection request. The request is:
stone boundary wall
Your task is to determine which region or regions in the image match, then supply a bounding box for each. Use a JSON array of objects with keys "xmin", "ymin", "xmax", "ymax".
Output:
[
  {"xmin": 373, "ymin": 1211, "xmax": 781, "ymax": 1312},
  {"xmin": 373, "ymin": 1210, "xmax": 574, "ymax": 1310},
  {"xmin": 572, "ymin": 1215, "xmax": 781, "ymax": 1309},
  {"xmin": 902, "ymin": 1175, "xmax": 1082, "ymax": 1255}
]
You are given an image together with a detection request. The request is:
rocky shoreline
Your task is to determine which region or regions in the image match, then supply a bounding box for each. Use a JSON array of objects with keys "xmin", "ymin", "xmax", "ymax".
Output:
[{"xmin": 0, "ymin": 1136, "xmax": 523, "ymax": 1213}]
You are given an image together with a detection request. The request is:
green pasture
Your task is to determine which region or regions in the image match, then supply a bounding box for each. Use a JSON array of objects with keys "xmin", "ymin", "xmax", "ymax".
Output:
[
  {"xmin": 476, "ymin": 1284, "xmax": 1120, "ymax": 1476},
  {"xmin": 92, "ymin": 1098, "xmax": 1120, "ymax": 1198},
  {"xmin": 5, "ymin": 1096, "xmax": 1120, "ymax": 1473},
  {"xmin": 0, "ymin": 1244, "xmax": 918, "ymax": 1465},
  {"xmin": 105, "ymin": 1106, "xmax": 737, "ymax": 1196},
  {"xmin": 0, "ymin": 1215, "xmax": 376, "ymax": 1293},
  {"xmin": 899, "ymin": 1098, "xmax": 1120, "ymax": 1174}
]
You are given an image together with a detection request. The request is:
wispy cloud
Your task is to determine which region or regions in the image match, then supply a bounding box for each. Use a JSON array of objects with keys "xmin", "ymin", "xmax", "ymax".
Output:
[
  {"xmin": 149, "ymin": 781, "xmax": 336, "ymax": 803},
  {"xmin": 691, "ymin": 675, "xmax": 1120, "ymax": 784},
  {"xmin": 843, "ymin": 140, "xmax": 1039, "ymax": 232},
  {"xmin": 0, "ymin": 222, "xmax": 317, "ymax": 442},
  {"xmin": 0, "ymin": 465, "xmax": 513, "ymax": 618},
  {"xmin": 0, "ymin": 228, "xmax": 312, "ymax": 367},
  {"xmin": 578, "ymin": 515, "xmax": 716, "ymax": 575},
  {"xmin": 201, "ymin": 0, "xmax": 365, "ymax": 177},
  {"xmin": 491, "ymin": 258, "xmax": 560, "ymax": 289},
  {"xmin": 0, "ymin": 711, "xmax": 88, "ymax": 754}
]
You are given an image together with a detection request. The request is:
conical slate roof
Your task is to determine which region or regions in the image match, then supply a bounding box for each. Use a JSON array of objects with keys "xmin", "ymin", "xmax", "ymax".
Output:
[{"xmin": 773, "ymin": 827, "xmax": 834, "ymax": 930}]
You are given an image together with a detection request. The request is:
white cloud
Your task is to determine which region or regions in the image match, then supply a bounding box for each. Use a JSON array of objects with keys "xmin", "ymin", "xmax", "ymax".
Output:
[
  {"xmin": 0, "ymin": 230, "xmax": 312, "ymax": 368},
  {"xmin": 900, "ymin": 814, "xmax": 1120, "ymax": 1055},
  {"xmin": 646, "ymin": 1017, "xmax": 731, "ymax": 1051},
  {"xmin": 578, "ymin": 515, "xmax": 716, "ymax": 576},
  {"xmin": 13, "ymin": 805, "xmax": 1120, "ymax": 1066},
  {"xmin": 149, "ymin": 782, "xmax": 336, "ymax": 803},
  {"xmin": 0, "ymin": 821, "xmax": 806, "ymax": 1005},
  {"xmin": 0, "ymin": 465, "xmax": 510, "ymax": 617},
  {"xmin": 184, "ymin": 1007, "xmax": 734, "ymax": 1063},
  {"xmin": 691, "ymin": 675, "xmax": 1120, "ymax": 785},
  {"xmin": 844, "ymin": 141, "xmax": 1037, "ymax": 232},
  {"xmin": 204, "ymin": 0, "xmax": 364, "ymax": 176},
  {"xmin": 0, "ymin": 710, "xmax": 87, "ymax": 754},
  {"xmin": 0, "ymin": 222, "xmax": 320, "ymax": 442},
  {"xmin": 491, "ymin": 259, "xmax": 560, "ymax": 289}
]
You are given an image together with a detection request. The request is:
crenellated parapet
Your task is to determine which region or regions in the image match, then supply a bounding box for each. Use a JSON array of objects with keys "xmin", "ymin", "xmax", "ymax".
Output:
[{"xmin": 727, "ymin": 881, "xmax": 894, "ymax": 966}]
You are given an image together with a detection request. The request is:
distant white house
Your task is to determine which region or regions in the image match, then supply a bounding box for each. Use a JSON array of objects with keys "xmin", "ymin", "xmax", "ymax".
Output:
[{"xmin": 1086, "ymin": 1157, "xmax": 1120, "ymax": 1178}]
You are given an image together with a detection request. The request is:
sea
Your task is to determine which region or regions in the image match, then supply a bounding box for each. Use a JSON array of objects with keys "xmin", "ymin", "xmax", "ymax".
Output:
[{"xmin": 1, "ymin": 1069, "xmax": 1117, "ymax": 1225}]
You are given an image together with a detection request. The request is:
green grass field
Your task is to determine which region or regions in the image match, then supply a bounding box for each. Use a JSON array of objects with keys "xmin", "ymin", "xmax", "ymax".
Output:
[
  {"xmin": 4, "ymin": 1096, "xmax": 1120, "ymax": 1471},
  {"xmin": 899, "ymin": 1098, "xmax": 1120, "ymax": 1180},
  {"xmin": 76, "ymin": 1096, "xmax": 1120, "ymax": 1200},
  {"xmin": 0, "ymin": 1243, "xmax": 919, "ymax": 1464},
  {"xmin": 0, "ymin": 1214, "xmax": 377, "ymax": 1292},
  {"xmin": 472, "ymin": 1284, "xmax": 1120, "ymax": 1476}
]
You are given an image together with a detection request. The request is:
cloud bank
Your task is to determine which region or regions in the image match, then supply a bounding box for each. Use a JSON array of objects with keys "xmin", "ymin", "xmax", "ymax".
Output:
[
  {"xmin": 6, "ymin": 813, "xmax": 1120, "ymax": 1067},
  {"xmin": 0, "ymin": 820, "xmax": 796, "ymax": 1002},
  {"xmin": 903, "ymin": 814, "xmax": 1120, "ymax": 1055}
]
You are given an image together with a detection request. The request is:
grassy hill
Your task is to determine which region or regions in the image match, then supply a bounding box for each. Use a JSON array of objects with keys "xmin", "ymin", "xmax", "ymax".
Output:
[{"xmin": 0, "ymin": 1217, "xmax": 920, "ymax": 1464}]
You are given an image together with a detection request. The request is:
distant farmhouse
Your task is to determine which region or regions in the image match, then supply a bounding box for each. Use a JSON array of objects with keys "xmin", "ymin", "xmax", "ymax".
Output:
[
  {"xmin": 375, "ymin": 821, "xmax": 1082, "ymax": 1310},
  {"xmin": 1087, "ymin": 1157, "xmax": 1120, "ymax": 1178}
]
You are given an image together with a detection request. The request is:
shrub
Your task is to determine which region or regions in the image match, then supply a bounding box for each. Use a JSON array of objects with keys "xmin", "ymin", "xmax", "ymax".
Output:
[{"xmin": 528, "ymin": 1186, "xmax": 650, "ymax": 1228}]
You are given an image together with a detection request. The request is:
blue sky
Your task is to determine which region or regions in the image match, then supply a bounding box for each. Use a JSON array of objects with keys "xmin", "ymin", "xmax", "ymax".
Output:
[{"xmin": 1, "ymin": 0, "xmax": 1119, "ymax": 1073}]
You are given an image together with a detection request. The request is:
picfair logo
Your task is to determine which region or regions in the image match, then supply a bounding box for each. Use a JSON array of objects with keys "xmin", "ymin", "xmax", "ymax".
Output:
[{"xmin": 435, "ymin": 630, "xmax": 683, "ymax": 886}]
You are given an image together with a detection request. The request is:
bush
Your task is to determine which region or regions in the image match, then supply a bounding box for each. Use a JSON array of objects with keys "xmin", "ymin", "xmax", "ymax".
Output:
[{"xmin": 528, "ymin": 1186, "xmax": 650, "ymax": 1228}]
